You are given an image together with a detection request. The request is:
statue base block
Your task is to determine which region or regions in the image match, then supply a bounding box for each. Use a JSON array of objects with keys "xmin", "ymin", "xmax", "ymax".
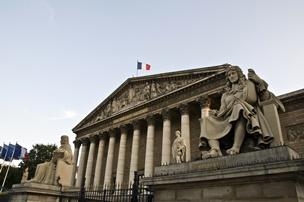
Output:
[
  {"xmin": 143, "ymin": 146, "xmax": 304, "ymax": 202},
  {"xmin": 9, "ymin": 182, "xmax": 62, "ymax": 202}
]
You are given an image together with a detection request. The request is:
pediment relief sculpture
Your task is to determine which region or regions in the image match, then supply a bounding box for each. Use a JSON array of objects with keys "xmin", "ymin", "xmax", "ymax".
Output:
[{"xmin": 82, "ymin": 76, "xmax": 204, "ymax": 128}]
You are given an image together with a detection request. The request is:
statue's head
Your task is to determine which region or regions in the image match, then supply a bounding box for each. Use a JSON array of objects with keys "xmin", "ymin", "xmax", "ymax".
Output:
[
  {"xmin": 60, "ymin": 135, "xmax": 69, "ymax": 145},
  {"xmin": 225, "ymin": 65, "xmax": 246, "ymax": 91},
  {"xmin": 175, "ymin": 130, "xmax": 181, "ymax": 137}
]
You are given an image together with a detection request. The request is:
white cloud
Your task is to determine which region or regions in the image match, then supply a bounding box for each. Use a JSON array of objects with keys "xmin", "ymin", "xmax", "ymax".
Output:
[{"xmin": 49, "ymin": 110, "xmax": 78, "ymax": 120}]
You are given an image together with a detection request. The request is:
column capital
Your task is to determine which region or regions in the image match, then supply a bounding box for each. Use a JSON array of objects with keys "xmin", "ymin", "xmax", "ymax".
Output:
[
  {"xmin": 73, "ymin": 139, "xmax": 81, "ymax": 148},
  {"xmin": 120, "ymin": 125, "xmax": 128, "ymax": 134},
  {"xmin": 89, "ymin": 134, "xmax": 98, "ymax": 143},
  {"xmin": 161, "ymin": 108, "xmax": 171, "ymax": 120},
  {"xmin": 80, "ymin": 137, "xmax": 90, "ymax": 146},
  {"xmin": 108, "ymin": 129, "xmax": 116, "ymax": 137},
  {"xmin": 179, "ymin": 103, "xmax": 189, "ymax": 115},
  {"xmin": 132, "ymin": 119, "xmax": 141, "ymax": 130},
  {"xmin": 97, "ymin": 131, "xmax": 106, "ymax": 140},
  {"xmin": 146, "ymin": 115, "xmax": 155, "ymax": 125},
  {"xmin": 197, "ymin": 96, "xmax": 210, "ymax": 108}
]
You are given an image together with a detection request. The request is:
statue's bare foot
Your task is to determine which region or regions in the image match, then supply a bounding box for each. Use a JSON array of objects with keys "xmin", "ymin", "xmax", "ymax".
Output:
[
  {"xmin": 202, "ymin": 148, "xmax": 222, "ymax": 159},
  {"xmin": 226, "ymin": 148, "xmax": 240, "ymax": 155}
]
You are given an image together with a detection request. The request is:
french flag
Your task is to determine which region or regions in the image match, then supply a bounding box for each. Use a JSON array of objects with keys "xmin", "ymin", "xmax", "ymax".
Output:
[{"xmin": 137, "ymin": 61, "xmax": 151, "ymax": 70}]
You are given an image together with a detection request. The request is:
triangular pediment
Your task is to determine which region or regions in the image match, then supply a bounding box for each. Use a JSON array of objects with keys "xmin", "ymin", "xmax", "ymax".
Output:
[{"xmin": 73, "ymin": 64, "xmax": 228, "ymax": 131}]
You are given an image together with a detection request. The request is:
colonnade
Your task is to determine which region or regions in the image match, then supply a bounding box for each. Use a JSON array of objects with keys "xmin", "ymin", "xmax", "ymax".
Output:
[{"xmin": 70, "ymin": 99, "xmax": 209, "ymax": 188}]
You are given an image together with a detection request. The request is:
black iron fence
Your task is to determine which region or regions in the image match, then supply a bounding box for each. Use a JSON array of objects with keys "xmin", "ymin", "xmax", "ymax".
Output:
[{"xmin": 61, "ymin": 171, "xmax": 153, "ymax": 202}]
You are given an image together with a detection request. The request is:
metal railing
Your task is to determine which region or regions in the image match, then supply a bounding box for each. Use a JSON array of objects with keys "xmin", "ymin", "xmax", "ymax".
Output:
[{"xmin": 60, "ymin": 171, "xmax": 153, "ymax": 202}]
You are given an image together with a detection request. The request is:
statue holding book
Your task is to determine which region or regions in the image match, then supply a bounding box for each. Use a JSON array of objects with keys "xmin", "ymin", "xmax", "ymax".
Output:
[{"xmin": 30, "ymin": 135, "xmax": 73, "ymax": 185}]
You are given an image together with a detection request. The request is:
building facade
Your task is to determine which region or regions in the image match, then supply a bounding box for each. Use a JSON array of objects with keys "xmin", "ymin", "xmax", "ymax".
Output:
[{"xmin": 70, "ymin": 64, "xmax": 304, "ymax": 189}]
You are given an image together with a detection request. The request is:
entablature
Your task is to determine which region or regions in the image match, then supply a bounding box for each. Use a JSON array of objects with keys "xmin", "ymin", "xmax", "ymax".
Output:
[{"xmin": 74, "ymin": 69, "xmax": 227, "ymax": 138}]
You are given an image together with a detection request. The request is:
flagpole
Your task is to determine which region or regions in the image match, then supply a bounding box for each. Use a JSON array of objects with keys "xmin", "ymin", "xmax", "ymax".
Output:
[
  {"xmin": 0, "ymin": 143, "xmax": 16, "ymax": 192},
  {"xmin": 136, "ymin": 60, "xmax": 138, "ymax": 77}
]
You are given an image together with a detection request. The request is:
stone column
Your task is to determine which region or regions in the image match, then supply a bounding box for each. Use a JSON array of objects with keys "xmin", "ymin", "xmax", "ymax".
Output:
[
  {"xmin": 103, "ymin": 130, "xmax": 116, "ymax": 188},
  {"xmin": 84, "ymin": 135, "xmax": 97, "ymax": 188},
  {"xmin": 115, "ymin": 125, "xmax": 128, "ymax": 188},
  {"xmin": 144, "ymin": 115, "xmax": 155, "ymax": 177},
  {"xmin": 93, "ymin": 133, "xmax": 106, "ymax": 188},
  {"xmin": 129, "ymin": 120, "xmax": 141, "ymax": 184},
  {"xmin": 76, "ymin": 138, "xmax": 89, "ymax": 187},
  {"xmin": 180, "ymin": 104, "xmax": 191, "ymax": 162},
  {"xmin": 70, "ymin": 139, "xmax": 81, "ymax": 187},
  {"xmin": 161, "ymin": 109, "xmax": 171, "ymax": 165},
  {"xmin": 198, "ymin": 96, "xmax": 210, "ymax": 118}
]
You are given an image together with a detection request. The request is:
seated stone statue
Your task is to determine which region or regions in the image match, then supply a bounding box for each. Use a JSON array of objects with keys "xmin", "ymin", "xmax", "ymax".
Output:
[
  {"xmin": 199, "ymin": 65, "xmax": 284, "ymax": 158},
  {"xmin": 172, "ymin": 130, "xmax": 186, "ymax": 163},
  {"xmin": 30, "ymin": 135, "xmax": 73, "ymax": 185}
]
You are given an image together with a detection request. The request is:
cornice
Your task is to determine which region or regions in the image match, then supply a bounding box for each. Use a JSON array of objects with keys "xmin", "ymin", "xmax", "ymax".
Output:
[{"xmin": 279, "ymin": 88, "xmax": 304, "ymax": 104}]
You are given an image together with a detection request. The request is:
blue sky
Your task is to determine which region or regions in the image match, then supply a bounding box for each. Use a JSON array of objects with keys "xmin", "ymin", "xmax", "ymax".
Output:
[{"xmin": 0, "ymin": 0, "xmax": 303, "ymax": 151}]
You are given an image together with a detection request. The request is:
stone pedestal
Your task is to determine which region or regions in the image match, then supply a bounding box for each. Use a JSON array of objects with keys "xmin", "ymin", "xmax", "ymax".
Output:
[
  {"xmin": 142, "ymin": 146, "xmax": 304, "ymax": 202},
  {"xmin": 9, "ymin": 182, "xmax": 61, "ymax": 202}
]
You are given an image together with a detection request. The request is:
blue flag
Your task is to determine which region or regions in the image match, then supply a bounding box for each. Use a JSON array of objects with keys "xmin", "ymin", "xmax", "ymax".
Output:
[
  {"xmin": 0, "ymin": 144, "xmax": 8, "ymax": 159},
  {"xmin": 13, "ymin": 143, "xmax": 22, "ymax": 160},
  {"xmin": 5, "ymin": 144, "xmax": 15, "ymax": 161},
  {"xmin": 137, "ymin": 61, "xmax": 142, "ymax": 70}
]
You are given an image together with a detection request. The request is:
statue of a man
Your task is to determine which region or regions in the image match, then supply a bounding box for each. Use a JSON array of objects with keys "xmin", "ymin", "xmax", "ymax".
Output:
[
  {"xmin": 172, "ymin": 130, "xmax": 186, "ymax": 163},
  {"xmin": 199, "ymin": 65, "xmax": 284, "ymax": 158},
  {"xmin": 30, "ymin": 135, "xmax": 73, "ymax": 185}
]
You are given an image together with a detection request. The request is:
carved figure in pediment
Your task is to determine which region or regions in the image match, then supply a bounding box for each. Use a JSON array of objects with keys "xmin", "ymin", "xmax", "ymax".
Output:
[
  {"xmin": 128, "ymin": 86, "xmax": 136, "ymax": 103},
  {"xmin": 120, "ymin": 91, "xmax": 129, "ymax": 109},
  {"xmin": 161, "ymin": 80, "xmax": 175, "ymax": 93},
  {"xmin": 170, "ymin": 81, "xmax": 179, "ymax": 91},
  {"xmin": 132, "ymin": 87, "xmax": 141, "ymax": 103},
  {"xmin": 104, "ymin": 103, "xmax": 112, "ymax": 117},
  {"xmin": 199, "ymin": 65, "xmax": 284, "ymax": 159},
  {"xmin": 139, "ymin": 82, "xmax": 150, "ymax": 101},
  {"xmin": 112, "ymin": 98, "xmax": 119, "ymax": 113},
  {"xmin": 151, "ymin": 81, "xmax": 162, "ymax": 98},
  {"xmin": 96, "ymin": 110, "xmax": 105, "ymax": 122}
]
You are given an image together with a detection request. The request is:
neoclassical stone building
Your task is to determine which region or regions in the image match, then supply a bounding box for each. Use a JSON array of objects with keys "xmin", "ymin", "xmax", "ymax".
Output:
[{"xmin": 70, "ymin": 64, "xmax": 304, "ymax": 189}]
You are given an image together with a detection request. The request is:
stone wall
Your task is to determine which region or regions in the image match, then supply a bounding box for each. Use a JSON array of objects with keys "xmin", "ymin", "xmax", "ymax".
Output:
[
  {"xmin": 279, "ymin": 89, "xmax": 304, "ymax": 156},
  {"xmin": 154, "ymin": 180, "xmax": 300, "ymax": 202}
]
